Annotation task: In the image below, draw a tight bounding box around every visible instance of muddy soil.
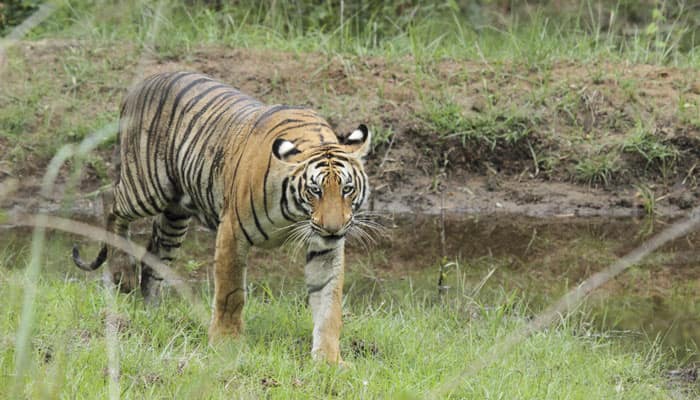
[1,40,699,217]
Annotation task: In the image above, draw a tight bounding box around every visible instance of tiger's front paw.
[312,344,343,364]
[208,320,244,345]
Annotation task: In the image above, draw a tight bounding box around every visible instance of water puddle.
[1,212,698,363]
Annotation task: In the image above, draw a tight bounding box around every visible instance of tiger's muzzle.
[310,220,350,241]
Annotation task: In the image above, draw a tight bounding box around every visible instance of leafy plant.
[621,121,678,174]
[421,99,538,149]
[575,149,620,185]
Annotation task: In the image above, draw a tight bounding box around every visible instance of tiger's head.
[271,124,372,244]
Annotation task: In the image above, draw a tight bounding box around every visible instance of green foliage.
[370,124,394,149]
[421,99,538,149]
[621,121,678,172]
[634,184,660,218]
[678,94,700,129]
[21,0,700,66]
[0,263,681,399]
[575,150,620,185]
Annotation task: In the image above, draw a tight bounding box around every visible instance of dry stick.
[437,189,449,297]
[429,206,700,398]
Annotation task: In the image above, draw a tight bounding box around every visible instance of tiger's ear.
[272,138,301,162]
[338,124,371,159]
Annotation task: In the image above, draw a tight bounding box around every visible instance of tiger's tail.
[73,190,114,271]
[72,242,108,271]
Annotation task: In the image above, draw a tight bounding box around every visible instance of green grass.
[1,0,697,187]
[0,262,683,399]
[0,42,129,176]
[1,228,695,399]
[24,0,700,67]
[622,121,679,175]
[421,98,539,149]
[574,149,620,185]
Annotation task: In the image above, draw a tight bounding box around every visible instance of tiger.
[72,71,372,363]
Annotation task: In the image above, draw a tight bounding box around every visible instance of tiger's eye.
[309,185,322,196]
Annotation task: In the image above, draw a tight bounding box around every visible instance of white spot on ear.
[278,140,296,156]
[348,129,365,142]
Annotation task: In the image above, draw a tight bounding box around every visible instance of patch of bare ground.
[1,40,698,217]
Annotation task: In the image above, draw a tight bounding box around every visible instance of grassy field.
[26,0,700,66]
[0,233,687,399]
[1,1,699,398]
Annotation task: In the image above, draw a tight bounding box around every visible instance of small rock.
[471,97,487,113]
[666,367,698,383]
[670,192,696,210]
[261,377,280,388]
[142,373,162,385]
[350,338,380,357]
[691,81,700,95]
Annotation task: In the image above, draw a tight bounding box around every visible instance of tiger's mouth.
[310,222,349,241]
[320,233,344,241]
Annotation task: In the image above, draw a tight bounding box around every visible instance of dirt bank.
[1,40,698,217]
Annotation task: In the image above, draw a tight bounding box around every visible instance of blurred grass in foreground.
[0,244,691,399]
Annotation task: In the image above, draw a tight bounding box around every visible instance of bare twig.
[437,185,450,297]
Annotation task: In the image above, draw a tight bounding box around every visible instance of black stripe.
[249,187,269,241]
[164,76,216,182]
[124,76,165,216]
[145,74,184,203]
[263,118,306,138]
[358,170,367,208]
[227,104,268,206]
[163,210,190,221]
[196,103,246,223]
[177,93,234,211]
[142,268,164,280]
[235,203,254,245]
[279,177,294,221]
[307,276,333,295]
[252,105,304,132]
[208,147,226,217]
[159,243,182,250]
[303,151,350,167]
[306,248,333,263]
[184,91,238,211]
[267,121,332,140]
[293,178,306,213]
[262,155,274,224]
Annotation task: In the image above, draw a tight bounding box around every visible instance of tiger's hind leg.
[141,204,192,303]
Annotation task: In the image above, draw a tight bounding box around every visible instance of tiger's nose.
[312,215,344,236]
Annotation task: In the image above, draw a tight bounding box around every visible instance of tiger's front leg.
[305,240,346,363]
[209,217,250,341]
